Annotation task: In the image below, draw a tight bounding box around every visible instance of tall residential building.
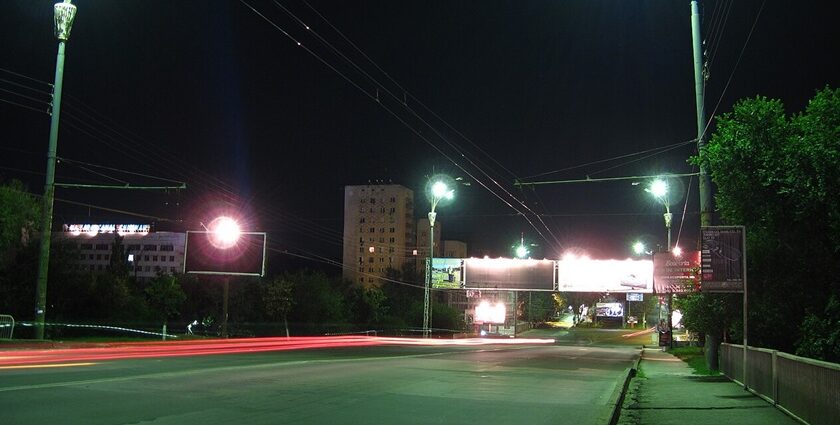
[441,240,467,258]
[343,184,415,286]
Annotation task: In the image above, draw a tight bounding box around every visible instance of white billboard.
[557,258,653,293]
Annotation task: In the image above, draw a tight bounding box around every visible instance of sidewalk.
[618,347,799,425]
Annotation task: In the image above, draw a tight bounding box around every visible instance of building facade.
[343,184,416,285]
[55,225,186,281]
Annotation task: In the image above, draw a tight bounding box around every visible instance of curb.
[604,348,642,425]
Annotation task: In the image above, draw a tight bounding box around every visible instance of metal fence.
[720,343,840,425]
[0,314,14,339]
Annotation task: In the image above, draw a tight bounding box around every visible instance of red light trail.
[0,336,554,368]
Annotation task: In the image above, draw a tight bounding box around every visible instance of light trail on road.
[0,336,554,367]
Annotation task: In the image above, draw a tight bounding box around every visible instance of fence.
[720,343,840,425]
[0,314,14,339]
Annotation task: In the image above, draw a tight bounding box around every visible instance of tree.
[144,274,186,332]
[263,276,294,337]
[692,86,840,359]
[796,295,840,363]
[0,180,40,269]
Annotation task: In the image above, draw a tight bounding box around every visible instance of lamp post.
[423,179,454,338]
[646,179,672,251]
[208,216,241,338]
[34,0,78,340]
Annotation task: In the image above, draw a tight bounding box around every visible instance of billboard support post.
[221,276,230,338]
[742,228,748,389]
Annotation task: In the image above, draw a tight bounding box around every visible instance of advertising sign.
[626,292,643,302]
[701,226,745,292]
[557,259,653,293]
[463,258,555,291]
[184,231,267,276]
[431,258,464,289]
[595,302,624,317]
[653,251,701,294]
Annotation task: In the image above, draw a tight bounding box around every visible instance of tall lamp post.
[34,0,78,340]
[423,179,454,338]
[207,216,241,338]
[646,179,672,251]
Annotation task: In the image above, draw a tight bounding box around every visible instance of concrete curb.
[604,347,642,425]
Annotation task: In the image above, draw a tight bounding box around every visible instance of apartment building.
[343,184,416,286]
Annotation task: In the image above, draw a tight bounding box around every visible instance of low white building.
[55,224,186,281]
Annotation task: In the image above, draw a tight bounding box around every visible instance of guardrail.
[720,343,840,425]
[0,314,14,339]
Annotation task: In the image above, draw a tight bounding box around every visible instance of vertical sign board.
[701,226,745,292]
[653,251,701,294]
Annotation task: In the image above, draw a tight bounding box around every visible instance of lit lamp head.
[515,245,529,258]
[208,216,241,249]
[431,181,454,201]
[647,179,668,199]
[672,246,683,257]
[632,241,646,255]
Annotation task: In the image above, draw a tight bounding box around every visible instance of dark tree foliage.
[692,87,840,358]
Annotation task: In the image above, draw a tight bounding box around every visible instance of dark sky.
[2,1,838,271]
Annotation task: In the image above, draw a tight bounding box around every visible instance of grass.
[670,346,718,375]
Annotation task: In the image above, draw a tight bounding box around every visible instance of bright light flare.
[515,245,529,258]
[648,179,668,198]
[632,241,646,255]
[431,181,454,200]
[208,216,241,249]
[672,246,683,257]
[475,300,506,324]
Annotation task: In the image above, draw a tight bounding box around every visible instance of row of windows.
[77,243,176,252]
[359,246,396,253]
[358,256,395,264]
[79,254,178,262]
[360,227,397,233]
[72,264,177,273]
[360,196,398,204]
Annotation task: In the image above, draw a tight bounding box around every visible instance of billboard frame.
[183,230,267,277]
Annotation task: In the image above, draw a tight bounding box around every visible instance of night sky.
[2,1,838,273]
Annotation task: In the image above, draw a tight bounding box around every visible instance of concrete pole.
[221,277,230,338]
[423,211,436,337]
[34,1,77,340]
[691,1,713,228]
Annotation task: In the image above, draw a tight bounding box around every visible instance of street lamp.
[34,0,78,339]
[209,216,241,338]
[646,178,672,251]
[423,177,454,337]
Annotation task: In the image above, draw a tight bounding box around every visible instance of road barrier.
[0,314,14,339]
[720,343,840,425]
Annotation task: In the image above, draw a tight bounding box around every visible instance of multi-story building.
[441,240,467,258]
[55,224,186,281]
[343,184,416,286]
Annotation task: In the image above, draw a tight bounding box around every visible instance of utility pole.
[691,0,713,228]
[34,0,77,340]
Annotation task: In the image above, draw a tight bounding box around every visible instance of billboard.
[557,259,653,293]
[653,251,701,294]
[184,231,267,276]
[626,292,644,302]
[462,258,555,291]
[431,258,464,289]
[596,302,624,317]
[701,226,745,292]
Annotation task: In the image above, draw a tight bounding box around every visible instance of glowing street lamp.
[632,241,647,256]
[645,178,672,251]
[423,176,455,337]
[209,215,241,338]
[34,0,78,339]
[515,245,529,259]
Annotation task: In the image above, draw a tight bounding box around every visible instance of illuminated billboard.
[595,302,624,317]
[463,258,555,291]
[184,231,267,276]
[431,258,464,289]
[653,251,701,294]
[557,259,653,293]
[473,300,507,324]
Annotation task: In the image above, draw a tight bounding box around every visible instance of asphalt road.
[1,331,642,425]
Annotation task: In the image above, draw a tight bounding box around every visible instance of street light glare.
[431,181,449,199]
[672,246,683,257]
[633,241,645,255]
[649,179,668,198]
[516,245,529,258]
[209,216,241,249]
